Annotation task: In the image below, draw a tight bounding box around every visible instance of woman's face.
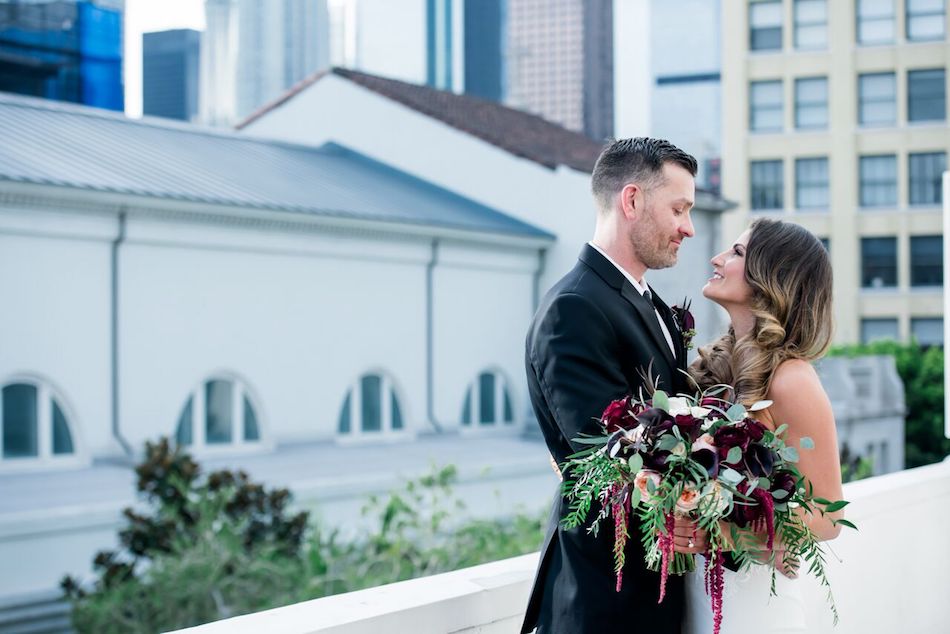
[703,229,753,308]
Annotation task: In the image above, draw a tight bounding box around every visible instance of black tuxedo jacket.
[522,245,690,634]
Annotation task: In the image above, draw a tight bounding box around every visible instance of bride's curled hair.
[690,219,833,405]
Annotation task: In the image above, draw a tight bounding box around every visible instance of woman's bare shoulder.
[768,359,829,416]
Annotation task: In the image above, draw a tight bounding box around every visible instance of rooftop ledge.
[170,458,950,634]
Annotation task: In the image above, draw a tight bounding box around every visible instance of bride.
[675,218,845,633]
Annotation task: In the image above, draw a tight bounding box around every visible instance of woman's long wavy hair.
[689,218,834,406]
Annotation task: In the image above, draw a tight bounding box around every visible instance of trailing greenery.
[62,439,546,633]
[828,341,948,468]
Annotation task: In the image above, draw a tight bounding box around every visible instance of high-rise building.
[649,0,722,194]
[505,0,613,141]
[463,0,504,101]
[200,0,330,126]
[143,29,200,121]
[722,0,949,346]
[0,0,124,111]
[326,0,502,100]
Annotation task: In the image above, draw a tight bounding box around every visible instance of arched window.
[461,370,514,427]
[338,372,405,436]
[1,379,77,464]
[175,376,262,450]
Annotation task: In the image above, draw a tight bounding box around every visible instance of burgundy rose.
[771,470,798,498]
[744,418,768,443]
[602,397,638,433]
[713,425,751,459]
[728,499,759,528]
[673,414,703,437]
[679,307,695,332]
[728,482,765,528]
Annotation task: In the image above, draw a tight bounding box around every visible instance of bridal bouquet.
[561,385,855,634]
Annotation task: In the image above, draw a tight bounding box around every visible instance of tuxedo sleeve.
[529,292,628,463]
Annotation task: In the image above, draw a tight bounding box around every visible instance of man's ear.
[619,183,642,220]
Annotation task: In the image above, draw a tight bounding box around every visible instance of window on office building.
[794,0,828,48]
[906,0,946,41]
[911,317,944,346]
[861,237,898,288]
[750,0,783,50]
[908,68,946,122]
[910,235,943,286]
[750,160,784,210]
[857,0,896,44]
[795,77,828,128]
[861,318,899,343]
[795,157,829,210]
[750,80,783,131]
[858,72,897,125]
[859,155,898,207]
[909,151,947,205]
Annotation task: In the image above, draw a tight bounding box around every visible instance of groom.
[522,138,698,633]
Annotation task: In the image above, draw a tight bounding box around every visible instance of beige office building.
[721,0,949,345]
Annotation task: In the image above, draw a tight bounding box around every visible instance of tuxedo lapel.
[651,290,689,381]
[578,245,678,373]
[620,282,677,370]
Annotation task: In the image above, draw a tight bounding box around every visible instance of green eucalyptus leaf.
[726,446,743,465]
[771,489,789,500]
[758,477,770,489]
[628,453,644,473]
[630,486,642,508]
[780,446,800,462]
[726,403,746,421]
[720,467,743,485]
[653,390,670,412]
[774,423,789,437]
[800,436,815,450]
[657,435,679,451]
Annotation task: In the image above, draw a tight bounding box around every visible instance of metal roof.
[0,92,554,241]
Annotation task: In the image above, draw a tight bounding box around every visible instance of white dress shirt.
[588,242,676,358]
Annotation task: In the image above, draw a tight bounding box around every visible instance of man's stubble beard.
[629,205,677,271]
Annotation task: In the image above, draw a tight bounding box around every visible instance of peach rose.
[634,469,662,503]
[676,484,700,514]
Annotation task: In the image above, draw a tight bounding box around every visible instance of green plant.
[839,443,873,483]
[828,341,948,468]
[62,440,546,633]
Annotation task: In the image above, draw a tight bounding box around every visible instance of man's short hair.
[591,137,698,209]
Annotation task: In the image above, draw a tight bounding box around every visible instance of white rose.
[705,481,732,514]
[691,433,716,453]
[668,397,691,417]
[690,406,711,418]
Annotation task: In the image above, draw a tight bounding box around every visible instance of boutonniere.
[670,298,696,351]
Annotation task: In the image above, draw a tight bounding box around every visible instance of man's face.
[629,162,696,270]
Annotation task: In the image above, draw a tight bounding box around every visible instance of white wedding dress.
[682,556,808,634]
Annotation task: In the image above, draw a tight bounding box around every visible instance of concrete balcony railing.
[171,458,950,634]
